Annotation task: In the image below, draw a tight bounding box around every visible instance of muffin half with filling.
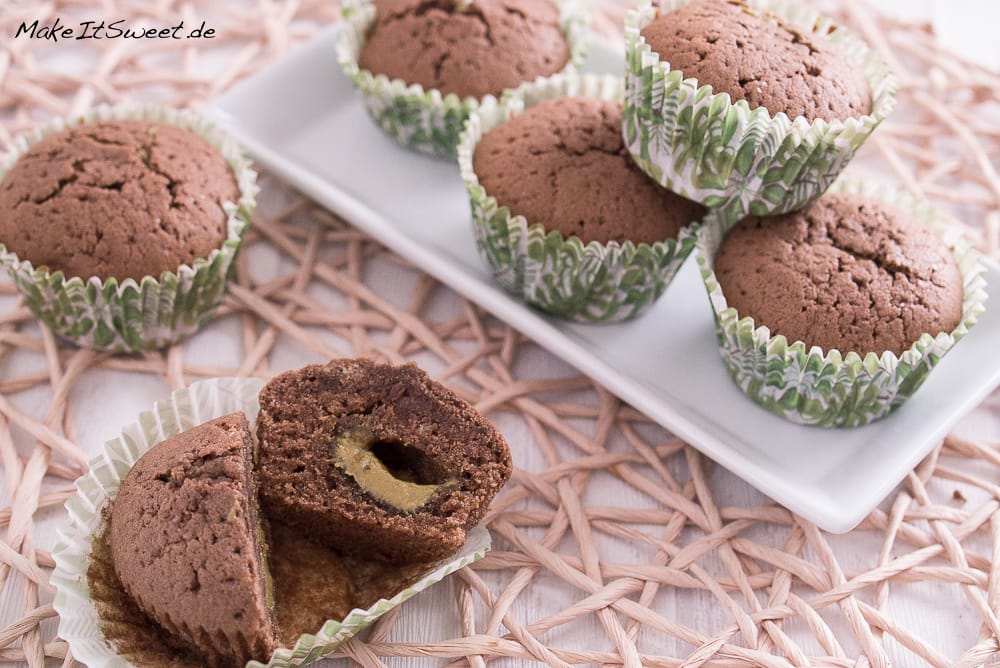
[256,358,512,564]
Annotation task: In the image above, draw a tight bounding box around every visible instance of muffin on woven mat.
[695,182,987,427]
[336,0,588,157]
[256,358,512,564]
[623,0,896,218]
[459,72,705,322]
[109,412,277,668]
[0,119,236,281]
[0,107,254,352]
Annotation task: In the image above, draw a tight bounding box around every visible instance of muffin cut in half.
[256,358,512,564]
[109,412,277,668]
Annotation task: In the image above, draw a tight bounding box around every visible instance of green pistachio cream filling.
[333,423,454,512]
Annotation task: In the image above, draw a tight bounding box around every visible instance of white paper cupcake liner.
[336,0,590,159]
[458,71,701,322]
[623,0,897,219]
[0,105,257,352]
[51,377,491,668]
[695,177,988,427]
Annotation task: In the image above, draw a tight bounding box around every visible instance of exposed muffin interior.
[0,118,237,281]
[101,361,512,664]
[256,358,512,564]
[640,0,871,121]
[473,96,706,245]
[95,510,433,667]
[358,0,569,99]
[713,192,964,356]
[108,412,277,668]
[266,520,430,645]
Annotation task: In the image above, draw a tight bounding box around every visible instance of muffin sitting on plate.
[459,72,706,322]
[337,0,588,158]
[696,181,987,427]
[623,0,896,218]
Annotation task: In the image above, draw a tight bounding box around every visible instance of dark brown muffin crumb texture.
[256,358,512,564]
[640,0,871,121]
[474,96,706,245]
[714,192,964,356]
[359,0,569,98]
[267,520,429,646]
[0,118,237,281]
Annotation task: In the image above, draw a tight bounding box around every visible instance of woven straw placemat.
[0,1,998,666]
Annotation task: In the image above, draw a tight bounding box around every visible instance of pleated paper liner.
[458,71,700,323]
[50,377,491,668]
[695,177,988,427]
[0,105,256,353]
[623,0,897,219]
[336,0,590,159]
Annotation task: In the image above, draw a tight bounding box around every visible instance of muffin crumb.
[257,358,512,564]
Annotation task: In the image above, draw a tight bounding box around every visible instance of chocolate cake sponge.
[109,412,277,668]
[714,192,964,356]
[359,0,569,99]
[640,0,871,121]
[473,96,706,245]
[256,358,512,564]
[0,119,237,281]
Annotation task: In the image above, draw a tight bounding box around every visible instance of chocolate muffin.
[256,358,512,564]
[473,96,706,244]
[109,412,277,668]
[640,0,871,121]
[0,118,238,281]
[358,0,569,99]
[713,192,964,356]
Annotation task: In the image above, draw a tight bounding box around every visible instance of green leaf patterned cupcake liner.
[623,0,898,219]
[458,72,700,323]
[695,177,988,428]
[0,105,256,353]
[50,377,492,668]
[336,0,589,159]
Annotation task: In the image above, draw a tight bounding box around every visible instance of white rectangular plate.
[206,26,1000,533]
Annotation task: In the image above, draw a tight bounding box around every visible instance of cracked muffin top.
[713,192,964,356]
[358,0,569,99]
[473,96,706,245]
[640,0,871,121]
[0,119,237,282]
